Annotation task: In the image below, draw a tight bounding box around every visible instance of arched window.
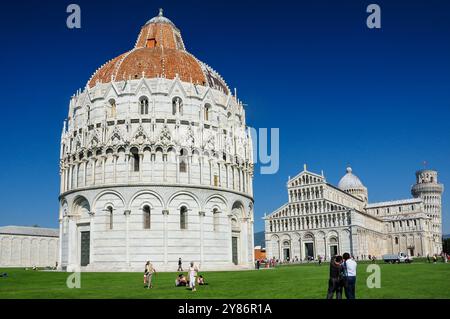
[172,97,183,115]
[179,149,187,173]
[204,104,211,121]
[143,205,151,229]
[179,160,187,173]
[180,206,187,229]
[139,97,149,115]
[395,237,399,245]
[130,148,140,172]
[213,208,219,231]
[107,206,113,230]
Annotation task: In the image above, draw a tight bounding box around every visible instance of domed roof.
[87,9,229,94]
[338,167,365,190]
[145,8,176,27]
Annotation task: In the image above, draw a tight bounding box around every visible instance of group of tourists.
[143,259,205,292]
[326,252,357,299]
[427,253,449,263]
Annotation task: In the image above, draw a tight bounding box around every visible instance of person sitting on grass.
[175,274,188,287]
[198,275,207,285]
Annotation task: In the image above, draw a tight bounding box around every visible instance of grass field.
[0,262,449,299]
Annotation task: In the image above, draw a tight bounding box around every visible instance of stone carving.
[158,125,173,147]
[131,125,148,145]
[89,129,101,148]
[204,133,215,150]
[109,126,124,146]
[183,126,195,148]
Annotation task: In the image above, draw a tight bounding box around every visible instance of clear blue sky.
[0,0,449,234]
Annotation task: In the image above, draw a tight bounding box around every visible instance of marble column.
[227,213,233,264]
[83,160,88,187]
[139,154,143,182]
[199,211,205,265]
[124,210,131,266]
[89,211,95,265]
[162,210,169,265]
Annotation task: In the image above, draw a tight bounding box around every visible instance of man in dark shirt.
[177,258,183,271]
[326,255,343,299]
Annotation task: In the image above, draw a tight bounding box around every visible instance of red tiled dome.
[88,9,229,94]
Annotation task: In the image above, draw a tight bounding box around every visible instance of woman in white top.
[144,261,156,289]
[188,262,199,291]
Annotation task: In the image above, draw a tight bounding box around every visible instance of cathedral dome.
[87,9,229,94]
[338,167,368,202]
[338,167,365,190]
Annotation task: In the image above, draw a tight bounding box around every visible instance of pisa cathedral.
[58,10,254,272]
[264,166,444,261]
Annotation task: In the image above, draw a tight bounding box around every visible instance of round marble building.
[58,10,254,272]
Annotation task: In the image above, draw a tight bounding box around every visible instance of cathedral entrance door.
[232,237,238,265]
[283,248,290,261]
[329,245,338,257]
[304,242,314,259]
[80,231,90,266]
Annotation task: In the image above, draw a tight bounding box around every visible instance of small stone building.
[0,226,59,268]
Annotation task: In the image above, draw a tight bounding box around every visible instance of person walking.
[188,261,199,292]
[326,255,344,299]
[177,258,183,272]
[342,252,357,299]
[144,261,156,289]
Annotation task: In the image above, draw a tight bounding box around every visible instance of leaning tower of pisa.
[411,169,444,254]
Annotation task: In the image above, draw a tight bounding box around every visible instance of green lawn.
[0,262,449,299]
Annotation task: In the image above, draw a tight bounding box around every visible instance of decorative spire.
[159,8,164,17]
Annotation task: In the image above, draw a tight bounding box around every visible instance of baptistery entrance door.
[232,236,239,265]
[80,231,90,266]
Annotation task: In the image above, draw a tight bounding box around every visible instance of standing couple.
[326,252,357,299]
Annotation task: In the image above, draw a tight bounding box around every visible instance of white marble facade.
[59,11,254,272]
[265,166,444,261]
[0,226,59,268]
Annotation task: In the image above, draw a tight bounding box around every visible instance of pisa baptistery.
[58,9,254,272]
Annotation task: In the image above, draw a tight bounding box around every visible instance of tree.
[443,237,450,254]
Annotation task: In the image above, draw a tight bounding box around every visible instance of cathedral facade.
[264,166,443,261]
[59,10,254,272]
